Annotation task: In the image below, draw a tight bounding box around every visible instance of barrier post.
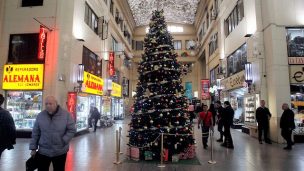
[157,133,165,168]
[113,130,121,164]
[208,130,216,164]
[118,127,123,154]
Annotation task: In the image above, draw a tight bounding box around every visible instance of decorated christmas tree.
[128,10,195,161]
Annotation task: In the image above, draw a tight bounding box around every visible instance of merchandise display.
[128,10,195,161]
[76,95,89,131]
[6,91,42,130]
[244,94,260,125]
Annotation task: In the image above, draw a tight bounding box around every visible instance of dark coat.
[217,106,224,120]
[256,107,271,127]
[90,107,101,120]
[223,106,234,126]
[280,108,295,130]
[0,107,16,149]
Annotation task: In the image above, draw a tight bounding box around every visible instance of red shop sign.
[38,25,47,60]
[108,52,115,76]
[67,92,77,121]
[201,79,210,100]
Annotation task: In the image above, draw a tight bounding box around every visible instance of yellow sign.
[83,71,103,95]
[111,82,122,97]
[2,64,44,90]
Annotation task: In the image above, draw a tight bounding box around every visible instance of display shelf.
[6,91,43,130]
[244,94,260,125]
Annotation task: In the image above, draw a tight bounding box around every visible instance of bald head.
[45,96,58,114]
[282,103,289,111]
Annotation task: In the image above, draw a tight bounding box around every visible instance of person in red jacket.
[198,105,214,149]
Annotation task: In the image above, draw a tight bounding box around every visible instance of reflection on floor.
[1,118,304,171]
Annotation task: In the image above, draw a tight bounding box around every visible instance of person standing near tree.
[0,94,16,158]
[29,96,76,170]
[198,105,214,149]
[280,103,295,150]
[256,100,272,144]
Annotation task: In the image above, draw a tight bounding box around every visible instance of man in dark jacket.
[280,103,295,150]
[215,101,224,142]
[221,101,234,149]
[90,107,101,132]
[0,94,16,158]
[256,100,272,144]
[30,96,76,170]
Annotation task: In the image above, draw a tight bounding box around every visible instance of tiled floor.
[1,118,304,171]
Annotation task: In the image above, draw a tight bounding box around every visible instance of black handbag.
[26,156,38,171]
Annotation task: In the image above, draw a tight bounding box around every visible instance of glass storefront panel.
[112,98,124,120]
[6,91,43,130]
[76,95,89,131]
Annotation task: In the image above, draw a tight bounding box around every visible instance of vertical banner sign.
[38,25,47,60]
[67,92,77,121]
[185,82,193,99]
[201,79,210,100]
[108,52,115,76]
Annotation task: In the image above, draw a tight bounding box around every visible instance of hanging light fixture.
[245,62,253,82]
[77,64,84,83]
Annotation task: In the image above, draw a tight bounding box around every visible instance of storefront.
[289,65,304,142]
[2,64,44,133]
[67,71,103,132]
[220,70,247,129]
[111,82,124,120]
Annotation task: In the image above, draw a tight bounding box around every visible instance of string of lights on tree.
[128,10,195,160]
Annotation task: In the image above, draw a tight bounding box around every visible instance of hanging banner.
[83,71,104,95]
[108,52,115,76]
[201,79,210,100]
[185,82,193,99]
[38,25,47,60]
[2,64,44,90]
[111,82,122,97]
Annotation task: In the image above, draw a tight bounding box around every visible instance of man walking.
[221,101,234,149]
[29,96,76,170]
[256,100,272,144]
[0,94,16,158]
[280,103,295,150]
[198,105,214,149]
[215,101,224,142]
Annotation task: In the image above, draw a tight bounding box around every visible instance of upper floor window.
[226,44,247,77]
[82,46,102,77]
[8,33,44,64]
[209,33,218,56]
[22,0,43,7]
[287,28,304,57]
[84,3,98,34]
[135,41,144,51]
[198,29,203,42]
[224,0,244,36]
[173,40,182,50]
[110,0,114,16]
[210,65,219,85]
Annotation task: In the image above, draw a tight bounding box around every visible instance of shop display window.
[290,92,304,135]
[244,94,259,125]
[6,91,42,130]
[112,98,124,120]
[76,95,89,131]
[287,28,304,57]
